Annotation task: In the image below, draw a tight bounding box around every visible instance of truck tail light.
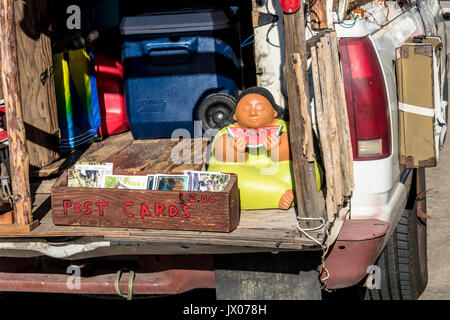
[339,37,391,160]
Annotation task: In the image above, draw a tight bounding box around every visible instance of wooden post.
[283,4,326,222]
[320,35,343,205]
[0,0,34,230]
[292,52,315,163]
[311,44,337,221]
[330,31,354,192]
[310,0,328,30]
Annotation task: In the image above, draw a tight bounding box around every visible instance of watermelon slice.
[226,125,283,149]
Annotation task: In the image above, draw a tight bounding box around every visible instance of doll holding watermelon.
[208,87,295,210]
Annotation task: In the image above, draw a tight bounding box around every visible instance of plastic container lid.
[120,10,230,35]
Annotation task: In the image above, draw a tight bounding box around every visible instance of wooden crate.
[51,170,240,233]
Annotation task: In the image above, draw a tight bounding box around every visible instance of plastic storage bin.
[120,10,239,139]
[94,53,129,137]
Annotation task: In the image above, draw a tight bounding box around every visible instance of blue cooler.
[120,10,239,139]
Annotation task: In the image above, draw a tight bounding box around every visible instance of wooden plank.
[0,0,33,226]
[283,4,326,223]
[0,211,13,224]
[14,0,59,169]
[320,35,343,206]
[0,200,320,250]
[330,31,354,192]
[82,131,134,162]
[108,138,178,171]
[310,0,328,30]
[31,132,133,178]
[30,178,56,194]
[323,33,350,198]
[0,220,38,233]
[292,52,315,162]
[311,44,337,220]
[327,32,351,197]
[142,138,206,172]
[0,186,321,250]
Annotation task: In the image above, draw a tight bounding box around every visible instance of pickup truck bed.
[0,132,321,257]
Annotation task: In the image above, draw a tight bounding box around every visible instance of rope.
[320,226,332,292]
[114,268,135,300]
[240,34,255,48]
[336,9,358,28]
[296,216,334,291]
[296,217,326,248]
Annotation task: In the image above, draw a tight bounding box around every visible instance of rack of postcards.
[67,162,231,193]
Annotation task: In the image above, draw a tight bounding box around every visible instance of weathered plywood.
[0,203,320,251]
[14,0,59,169]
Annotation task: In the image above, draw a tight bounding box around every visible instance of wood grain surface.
[14,0,59,169]
[0,0,33,226]
[283,5,326,224]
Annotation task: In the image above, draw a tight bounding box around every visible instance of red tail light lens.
[339,37,391,160]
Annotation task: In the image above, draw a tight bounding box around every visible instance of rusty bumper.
[320,219,390,290]
[0,255,215,295]
[0,220,389,295]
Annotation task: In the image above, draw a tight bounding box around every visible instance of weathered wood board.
[0,0,33,228]
[14,0,59,169]
[283,5,326,223]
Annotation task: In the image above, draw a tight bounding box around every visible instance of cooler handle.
[144,37,199,55]
[144,38,199,64]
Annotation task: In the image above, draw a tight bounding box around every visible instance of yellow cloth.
[208,120,295,210]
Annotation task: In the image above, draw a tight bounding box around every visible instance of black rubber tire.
[198,93,236,131]
[363,168,428,300]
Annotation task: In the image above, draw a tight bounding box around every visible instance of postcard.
[103,175,148,190]
[68,168,107,188]
[184,171,230,192]
[69,162,113,188]
[146,174,156,190]
[74,162,113,172]
[154,174,189,191]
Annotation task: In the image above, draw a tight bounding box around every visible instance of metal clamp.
[114,268,135,300]
[40,66,54,85]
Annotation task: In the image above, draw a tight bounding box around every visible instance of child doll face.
[233,94,278,129]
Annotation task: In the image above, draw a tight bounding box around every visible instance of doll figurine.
[208,87,294,210]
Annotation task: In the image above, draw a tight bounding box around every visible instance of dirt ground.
[420,1,450,300]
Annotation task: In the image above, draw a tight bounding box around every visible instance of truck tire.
[198,93,236,131]
[364,168,428,300]
[214,252,322,300]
